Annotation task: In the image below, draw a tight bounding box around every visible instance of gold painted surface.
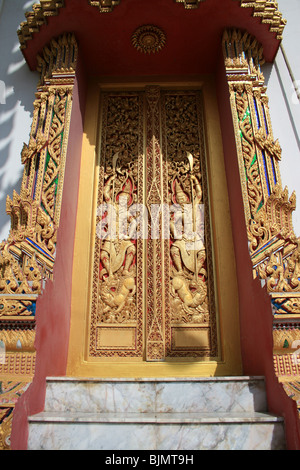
[67,77,242,377]
[172,327,210,350]
[97,327,137,349]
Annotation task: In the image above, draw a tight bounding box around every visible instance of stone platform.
[27,376,286,450]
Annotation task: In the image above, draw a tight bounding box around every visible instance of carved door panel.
[88,86,218,362]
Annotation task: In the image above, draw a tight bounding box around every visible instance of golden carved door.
[88,85,219,362]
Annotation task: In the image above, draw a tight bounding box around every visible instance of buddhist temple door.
[88,85,218,363]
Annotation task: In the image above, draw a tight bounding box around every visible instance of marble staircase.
[27,376,286,450]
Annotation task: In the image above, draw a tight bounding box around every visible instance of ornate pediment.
[17,0,286,51]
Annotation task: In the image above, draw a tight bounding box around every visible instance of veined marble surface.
[27,416,285,450]
[27,377,286,450]
[43,377,267,414]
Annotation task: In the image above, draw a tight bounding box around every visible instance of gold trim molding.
[18,0,65,50]
[238,0,286,40]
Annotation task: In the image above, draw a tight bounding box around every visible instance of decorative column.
[223,29,300,401]
[145,86,166,361]
[0,33,78,450]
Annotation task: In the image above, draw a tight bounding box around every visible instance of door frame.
[66,76,242,378]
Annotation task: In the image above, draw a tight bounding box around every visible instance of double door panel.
[88,86,218,361]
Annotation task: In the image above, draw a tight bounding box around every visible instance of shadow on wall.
[0,0,39,241]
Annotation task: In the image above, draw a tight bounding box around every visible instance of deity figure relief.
[170,175,205,277]
[100,175,136,279]
[98,153,138,323]
[169,153,208,322]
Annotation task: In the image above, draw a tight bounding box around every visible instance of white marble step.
[27,376,286,450]
[27,411,285,450]
[42,376,268,414]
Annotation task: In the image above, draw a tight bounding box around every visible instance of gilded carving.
[223,28,300,401]
[0,382,30,450]
[0,33,78,449]
[0,353,36,377]
[144,86,165,361]
[17,1,286,53]
[0,329,35,353]
[132,25,166,54]
[273,327,300,350]
[89,0,121,13]
[89,92,144,357]
[0,408,13,450]
[175,0,206,8]
[88,87,218,360]
[238,0,286,40]
[223,29,298,264]
[163,93,209,324]
[18,0,65,49]
[0,298,36,318]
[98,96,139,324]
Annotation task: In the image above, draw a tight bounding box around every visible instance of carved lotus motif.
[131,25,166,54]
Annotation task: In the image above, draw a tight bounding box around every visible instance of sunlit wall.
[264,0,300,235]
[0,0,38,241]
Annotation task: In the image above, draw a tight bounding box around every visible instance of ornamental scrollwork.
[223,28,300,398]
[97,94,141,325]
[163,92,210,325]
[0,33,78,449]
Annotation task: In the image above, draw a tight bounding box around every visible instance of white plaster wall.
[0,0,38,242]
[263,0,300,235]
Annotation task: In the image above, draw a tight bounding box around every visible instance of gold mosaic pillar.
[223,28,300,411]
[0,33,78,450]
